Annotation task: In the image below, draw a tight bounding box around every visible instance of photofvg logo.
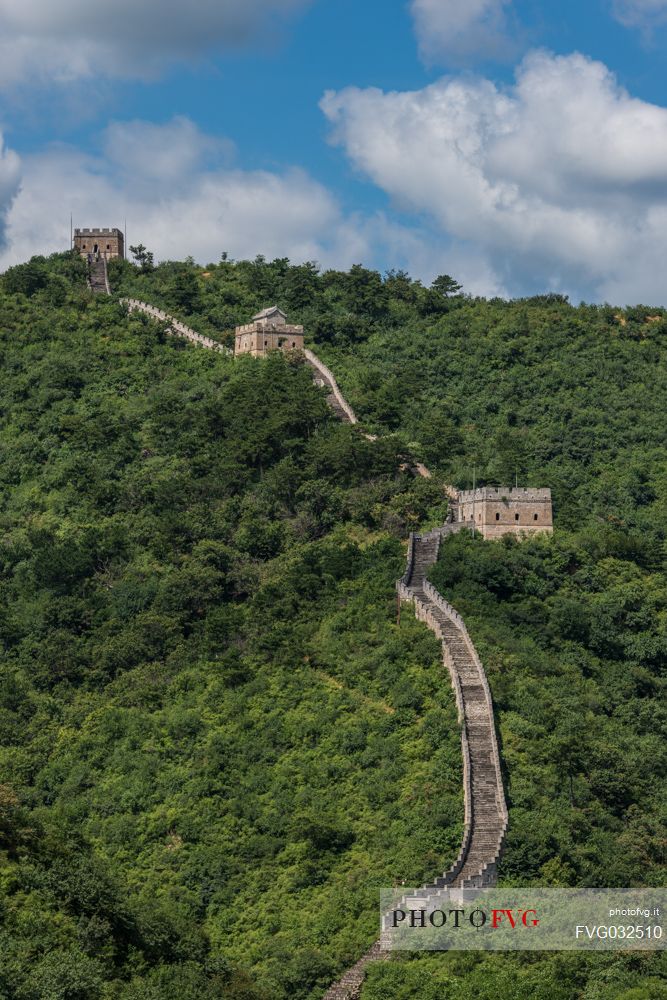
[391,905,540,930]
[380,888,666,951]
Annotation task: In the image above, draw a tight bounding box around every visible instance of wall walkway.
[322,526,507,999]
[121,298,232,354]
[104,282,505,1000]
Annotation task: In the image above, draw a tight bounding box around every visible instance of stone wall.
[121,299,231,354]
[324,526,509,999]
[303,349,358,424]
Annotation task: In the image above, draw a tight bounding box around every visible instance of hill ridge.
[112,288,507,999]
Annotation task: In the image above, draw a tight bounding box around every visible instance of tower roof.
[253,305,287,322]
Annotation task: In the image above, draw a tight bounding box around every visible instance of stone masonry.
[122,299,231,354]
[88,258,110,295]
[456,486,553,539]
[322,526,508,999]
[303,349,358,424]
[235,306,304,356]
[97,272,535,1000]
[74,227,125,260]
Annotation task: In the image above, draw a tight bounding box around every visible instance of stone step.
[325,530,507,996]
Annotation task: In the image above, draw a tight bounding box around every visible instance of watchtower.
[74,228,125,260]
[235,306,304,357]
[455,487,553,539]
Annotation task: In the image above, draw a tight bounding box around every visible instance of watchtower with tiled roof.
[234,306,304,357]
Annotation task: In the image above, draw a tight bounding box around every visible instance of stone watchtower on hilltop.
[74,228,125,261]
[235,306,304,357]
[455,486,553,539]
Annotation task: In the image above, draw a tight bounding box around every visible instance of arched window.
[495,512,500,521]
[515,513,520,521]
[534,513,539,521]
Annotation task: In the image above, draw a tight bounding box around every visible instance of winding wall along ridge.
[121,298,232,354]
[105,284,507,999]
[303,348,359,424]
[323,527,508,1000]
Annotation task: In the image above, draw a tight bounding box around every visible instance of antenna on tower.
[472,465,476,539]
[70,213,73,251]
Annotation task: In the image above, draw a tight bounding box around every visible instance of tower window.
[495,512,500,521]
[515,513,520,521]
[534,514,539,521]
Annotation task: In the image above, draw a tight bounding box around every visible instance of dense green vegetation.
[0,251,665,998]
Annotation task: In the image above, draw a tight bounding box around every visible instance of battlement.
[235,306,304,357]
[235,322,304,335]
[75,228,123,235]
[458,486,552,503]
[73,226,125,260]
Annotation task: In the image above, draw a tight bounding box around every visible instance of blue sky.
[2,0,667,302]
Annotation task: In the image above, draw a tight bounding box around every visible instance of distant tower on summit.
[74,227,125,261]
[235,306,304,357]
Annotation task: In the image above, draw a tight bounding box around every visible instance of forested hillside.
[0,251,665,999]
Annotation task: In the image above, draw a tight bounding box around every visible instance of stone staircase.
[88,257,110,295]
[399,526,507,895]
[303,349,358,424]
[101,277,504,996]
[322,940,388,1000]
[121,299,231,354]
[323,525,507,999]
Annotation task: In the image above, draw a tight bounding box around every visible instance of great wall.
[88,266,545,999]
[323,524,508,1000]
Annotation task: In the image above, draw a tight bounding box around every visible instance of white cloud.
[321,50,667,303]
[103,118,235,187]
[0,118,371,271]
[0,0,310,84]
[0,115,496,293]
[612,0,667,28]
[0,132,21,248]
[411,0,514,64]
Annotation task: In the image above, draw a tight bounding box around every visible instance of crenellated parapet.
[235,305,305,356]
[455,485,553,539]
[121,299,231,354]
[324,524,509,998]
[457,486,551,502]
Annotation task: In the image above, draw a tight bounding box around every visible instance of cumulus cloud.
[0,133,21,247]
[411,0,515,64]
[0,117,374,271]
[0,115,493,292]
[321,50,667,303]
[612,0,667,28]
[0,0,310,84]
